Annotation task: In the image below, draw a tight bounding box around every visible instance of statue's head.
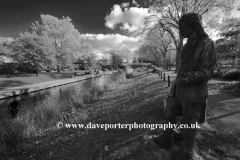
[179,13,208,39]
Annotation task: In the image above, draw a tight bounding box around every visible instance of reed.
[0,72,127,153]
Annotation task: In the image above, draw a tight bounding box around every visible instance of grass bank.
[0,71,126,154]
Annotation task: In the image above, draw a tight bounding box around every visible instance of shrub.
[222,69,240,80]
[212,71,219,78]
[220,81,240,92]
[0,119,25,151]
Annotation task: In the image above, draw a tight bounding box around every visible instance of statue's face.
[179,21,193,38]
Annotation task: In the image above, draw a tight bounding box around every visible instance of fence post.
[168,75,170,87]
[160,71,162,79]
[163,73,165,82]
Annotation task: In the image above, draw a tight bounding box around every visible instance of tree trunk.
[57,65,60,73]
[175,35,183,73]
[163,56,166,69]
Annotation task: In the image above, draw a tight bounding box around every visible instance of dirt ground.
[3,69,240,160]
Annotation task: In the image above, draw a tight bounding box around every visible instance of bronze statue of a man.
[152,13,216,160]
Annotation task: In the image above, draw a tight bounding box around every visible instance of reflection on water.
[0,71,125,119]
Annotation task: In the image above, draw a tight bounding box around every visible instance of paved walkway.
[154,67,240,137]
[0,71,117,100]
[207,81,240,137]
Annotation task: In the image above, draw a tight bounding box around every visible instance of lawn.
[0,70,97,89]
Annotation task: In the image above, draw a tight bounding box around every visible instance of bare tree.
[118,48,133,63]
[145,27,173,68]
[139,44,160,65]
[145,0,235,72]
[133,49,140,63]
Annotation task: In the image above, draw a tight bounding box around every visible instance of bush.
[0,63,17,74]
[220,81,240,92]
[222,69,240,80]
[212,71,219,78]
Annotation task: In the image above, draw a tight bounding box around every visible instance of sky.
[0,0,240,55]
[0,0,148,56]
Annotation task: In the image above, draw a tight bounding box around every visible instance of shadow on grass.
[0,80,27,89]
[0,73,34,78]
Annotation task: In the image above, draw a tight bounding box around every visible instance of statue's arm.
[186,40,216,85]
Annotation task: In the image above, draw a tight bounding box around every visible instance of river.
[0,71,125,119]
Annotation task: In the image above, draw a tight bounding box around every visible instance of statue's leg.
[171,99,201,160]
[173,99,207,145]
[152,96,181,150]
[198,101,207,124]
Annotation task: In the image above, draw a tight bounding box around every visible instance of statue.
[151,13,216,160]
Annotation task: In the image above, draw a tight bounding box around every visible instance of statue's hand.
[178,72,190,85]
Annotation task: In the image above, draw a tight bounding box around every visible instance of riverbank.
[0,71,86,89]
[3,68,240,160]
[0,70,119,100]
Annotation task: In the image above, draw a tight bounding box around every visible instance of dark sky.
[0,0,145,38]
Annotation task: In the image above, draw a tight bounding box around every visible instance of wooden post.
[168,75,170,87]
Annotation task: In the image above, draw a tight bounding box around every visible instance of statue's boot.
[171,127,196,160]
[173,130,183,146]
[171,143,195,160]
[152,96,180,150]
[152,128,173,150]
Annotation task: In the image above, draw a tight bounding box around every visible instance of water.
[0,71,125,119]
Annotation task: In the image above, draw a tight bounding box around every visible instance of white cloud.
[80,33,141,55]
[0,37,14,43]
[94,52,105,60]
[105,3,149,32]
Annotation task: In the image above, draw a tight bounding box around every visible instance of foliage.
[3,14,94,73]
[145,0,235,71]
[28,14,82,70]
[222,69,240,81]
[144,26,173,67]
[78,42,95,67]
[0,72,126,152]
[220,81,240,92]
[111,53,123,68]
[118,48,133,63]
[100,54,111,65]
[0,63,17,74]
[138,44,160,65]
[0,43,12,57]
[10,32,56,71]
[216,17,240,63]
[132,50,140,63]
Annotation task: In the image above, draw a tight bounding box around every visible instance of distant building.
[73,59,89,70]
